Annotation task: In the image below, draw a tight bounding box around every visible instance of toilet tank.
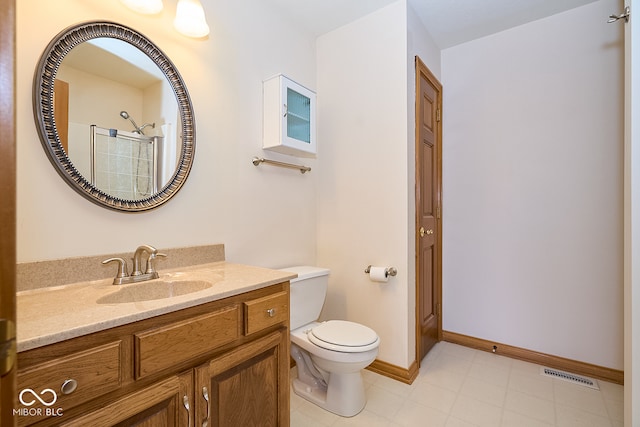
[280,266,330,330]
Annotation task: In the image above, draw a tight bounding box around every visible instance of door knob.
[419,227,434,237]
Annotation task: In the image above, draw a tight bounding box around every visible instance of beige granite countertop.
[17,262,296,352]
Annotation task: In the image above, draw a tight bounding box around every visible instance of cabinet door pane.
[286,88,311,143]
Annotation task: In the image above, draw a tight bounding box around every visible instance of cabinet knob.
[61,379,78,395]
[266,308,276,317]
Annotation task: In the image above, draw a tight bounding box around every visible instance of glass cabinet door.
[286,87,311,144]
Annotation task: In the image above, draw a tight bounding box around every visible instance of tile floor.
[290,341,624,427]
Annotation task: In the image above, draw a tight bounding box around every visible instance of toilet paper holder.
[364,265,397,277]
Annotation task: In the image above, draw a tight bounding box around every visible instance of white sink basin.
[97,280,213,304]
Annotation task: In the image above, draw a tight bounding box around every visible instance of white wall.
[57,64,146,131]
[17,0,318,269]
[316,1,408,368]
[442,0,624,369]
[316,0,441,369]
[407,2,441,82]
[624,0,640,422]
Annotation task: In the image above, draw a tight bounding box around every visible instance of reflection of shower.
[119,111,156,197]
[91,125,158,200]
[119,111,155,135]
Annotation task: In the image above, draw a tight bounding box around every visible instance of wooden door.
[195,330,288,427]
[0,0,17,425]
[53,79,69,153]
[415,57,442,363]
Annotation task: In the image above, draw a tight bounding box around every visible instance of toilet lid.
[308,320,379,352]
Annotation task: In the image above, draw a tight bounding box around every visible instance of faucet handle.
[102,258,129,283]
[145,253,167,275]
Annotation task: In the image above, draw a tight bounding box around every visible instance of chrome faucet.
[103,245,167,285]
[131,244,158,276]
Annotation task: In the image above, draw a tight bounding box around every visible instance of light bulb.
[174,0,210,38]
[120,0,164,14]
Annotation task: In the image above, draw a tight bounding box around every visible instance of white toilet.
[282,266,380,417]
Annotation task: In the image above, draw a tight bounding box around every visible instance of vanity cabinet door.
[195,329,289,427]
[59,371,193,427]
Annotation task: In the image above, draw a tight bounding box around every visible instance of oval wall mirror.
[33,21,195,212]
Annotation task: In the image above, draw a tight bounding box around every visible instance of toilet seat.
[308,320,379,353]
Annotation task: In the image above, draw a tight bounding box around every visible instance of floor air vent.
[540,367,599,390]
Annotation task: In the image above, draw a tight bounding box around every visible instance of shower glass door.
[91,125,157,200]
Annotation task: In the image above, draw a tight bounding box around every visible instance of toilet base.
[292,371,366,417]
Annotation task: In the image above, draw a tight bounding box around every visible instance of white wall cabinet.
[263,74,316,157]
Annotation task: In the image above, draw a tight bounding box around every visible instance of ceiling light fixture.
[173,0,210,38]
[120,0,210,39]
[120,0,164,15]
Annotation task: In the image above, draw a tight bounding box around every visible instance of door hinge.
[436,206,441,219]
[0,319,16,377]
[436,108,441,122]
[435,303,441,316]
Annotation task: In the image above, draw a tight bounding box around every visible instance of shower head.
[119,110,142,134]
[119,111,155,135]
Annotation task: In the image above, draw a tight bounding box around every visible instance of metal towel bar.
[252,157,311,174]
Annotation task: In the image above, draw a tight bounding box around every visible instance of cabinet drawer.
[244,291,289,335]
[135,305,239,379]
[17,341,122,425]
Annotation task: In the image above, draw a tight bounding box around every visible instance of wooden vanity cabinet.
[16,282,290,427]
